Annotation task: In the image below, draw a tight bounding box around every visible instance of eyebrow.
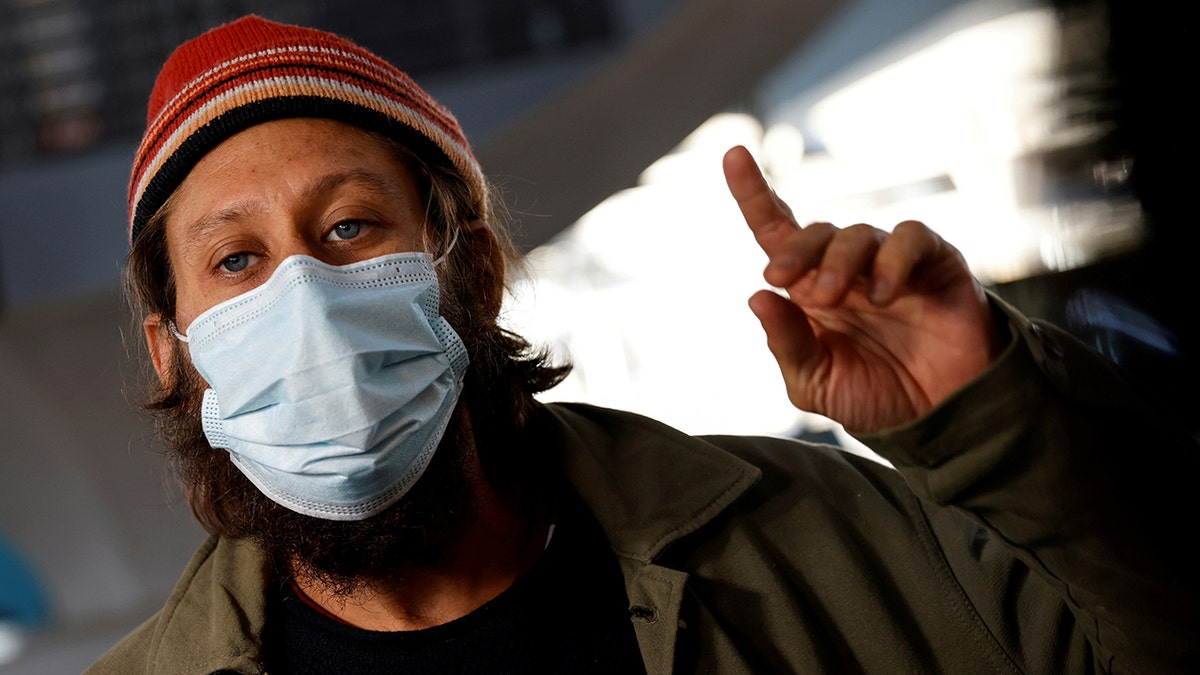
[177,169,410,260]
[178,201,259,261]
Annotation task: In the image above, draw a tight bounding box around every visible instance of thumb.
[748,290,823,410]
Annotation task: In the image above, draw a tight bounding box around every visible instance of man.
[91,15,1196,675]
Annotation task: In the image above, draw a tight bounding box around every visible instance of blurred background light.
[504,0,1153,461]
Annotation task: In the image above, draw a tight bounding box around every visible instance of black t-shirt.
[265,494,647,674]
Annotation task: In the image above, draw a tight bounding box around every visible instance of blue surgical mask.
[172,251,468,521]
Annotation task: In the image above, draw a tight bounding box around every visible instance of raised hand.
[723,146,1004,433]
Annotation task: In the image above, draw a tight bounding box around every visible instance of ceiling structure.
[2,0,987,308]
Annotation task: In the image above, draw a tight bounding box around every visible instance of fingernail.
[816,270,839,293]
[869,277,891,303]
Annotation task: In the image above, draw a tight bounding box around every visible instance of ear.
[463,220,505,320]
[143,314,175,385]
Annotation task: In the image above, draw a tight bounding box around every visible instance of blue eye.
[220,253,255,273]
[330,221,362,240]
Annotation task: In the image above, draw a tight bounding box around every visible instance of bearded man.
[89,15,1197,675]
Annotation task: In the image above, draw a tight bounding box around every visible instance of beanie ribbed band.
[128,15,487,245]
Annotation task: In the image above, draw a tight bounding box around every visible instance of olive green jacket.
[89,307,1198,674]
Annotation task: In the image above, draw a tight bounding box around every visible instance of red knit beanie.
[128,15,486,245]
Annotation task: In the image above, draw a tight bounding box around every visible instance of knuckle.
[775,194,796,218]
[845,223,885,243]
[755,215,798,242]
[828,223,882,256]
[893,219,930,237]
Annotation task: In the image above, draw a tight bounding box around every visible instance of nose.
[274,235,325,263]
[270,228,346,268]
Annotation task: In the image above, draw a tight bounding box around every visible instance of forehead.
[164,118,423,232]
[178,118,413,189]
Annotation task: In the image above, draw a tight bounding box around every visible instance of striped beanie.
[128,15,486,245]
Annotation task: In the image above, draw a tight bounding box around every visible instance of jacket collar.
[533,402,761,563]
[131,536,271,675]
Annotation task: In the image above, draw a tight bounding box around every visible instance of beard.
[153,340,480,597]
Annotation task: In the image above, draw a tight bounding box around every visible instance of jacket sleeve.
[855,296,1200,675]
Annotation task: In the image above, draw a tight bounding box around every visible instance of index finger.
[723,145,797,251]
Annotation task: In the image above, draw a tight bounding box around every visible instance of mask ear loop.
[432,226,460,267]
[167,321,189,343]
